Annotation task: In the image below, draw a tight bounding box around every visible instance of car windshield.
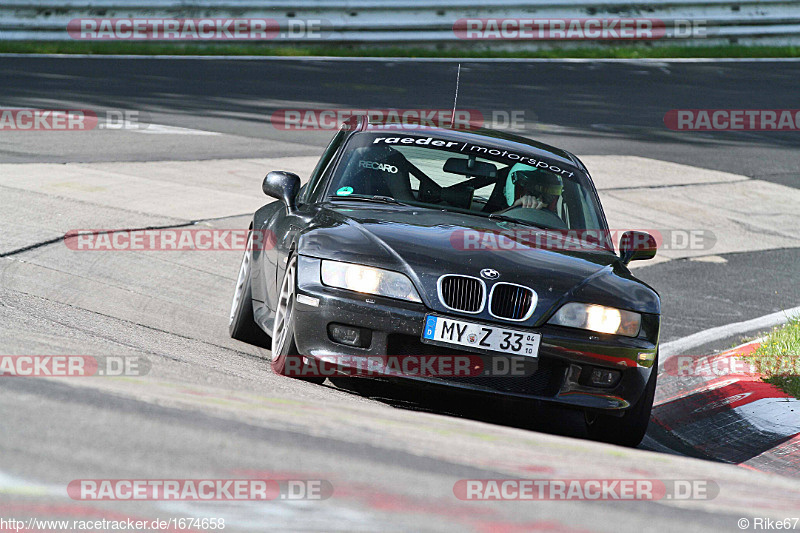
[326,132,607,232]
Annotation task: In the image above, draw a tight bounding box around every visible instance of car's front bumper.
[293,255,659,412]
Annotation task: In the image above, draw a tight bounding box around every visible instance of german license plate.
[421,315,540,358]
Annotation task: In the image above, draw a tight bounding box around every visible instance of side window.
[298,129,346,205]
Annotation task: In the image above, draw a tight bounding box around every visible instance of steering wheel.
[497,206,567,229]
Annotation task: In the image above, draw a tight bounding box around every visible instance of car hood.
[299,204,660,324]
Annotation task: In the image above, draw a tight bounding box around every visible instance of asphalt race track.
[1,57,799,532]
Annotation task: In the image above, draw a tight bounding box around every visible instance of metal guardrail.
[1,1,799,45]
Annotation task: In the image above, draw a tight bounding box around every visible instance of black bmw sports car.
[230,116,660,447]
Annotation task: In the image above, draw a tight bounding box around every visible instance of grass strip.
[744,317,800,398]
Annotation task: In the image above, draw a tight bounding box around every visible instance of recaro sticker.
[358,160,398,173]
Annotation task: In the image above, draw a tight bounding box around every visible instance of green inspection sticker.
[336,186,354,196]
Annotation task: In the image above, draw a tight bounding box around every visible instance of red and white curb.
[653,338,800,476]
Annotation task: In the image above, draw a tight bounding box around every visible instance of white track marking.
[689,255,728,263]
[661,306,800,359]
[134,123,220,135]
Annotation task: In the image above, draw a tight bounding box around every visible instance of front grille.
[387,334,564,397]
[490,283,535,321]
[439,275,484,313]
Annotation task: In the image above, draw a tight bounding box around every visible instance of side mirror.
[263,171,301,214]
[619,231,657,265]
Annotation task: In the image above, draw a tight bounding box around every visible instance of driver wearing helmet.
[504,163,563,211]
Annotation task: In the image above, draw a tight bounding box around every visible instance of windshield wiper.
[328,195,408,205]
[486,212,549,229]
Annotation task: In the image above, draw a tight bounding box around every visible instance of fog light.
[328,324,366,347]
[589,368,621,387]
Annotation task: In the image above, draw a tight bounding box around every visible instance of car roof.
[350,115,584,172]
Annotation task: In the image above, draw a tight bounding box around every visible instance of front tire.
[585,362,657,447]
[229,231,268,345]
[270,254,325,385]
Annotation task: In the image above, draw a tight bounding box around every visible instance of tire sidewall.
[271,255,299,376]
[229,238,254,339]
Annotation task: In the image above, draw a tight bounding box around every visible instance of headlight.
[321,260,421,303]
[548,302,641,337]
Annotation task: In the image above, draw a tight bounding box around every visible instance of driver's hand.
[513,194,546,210]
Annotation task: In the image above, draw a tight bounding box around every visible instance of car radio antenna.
[449,63,461,129]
